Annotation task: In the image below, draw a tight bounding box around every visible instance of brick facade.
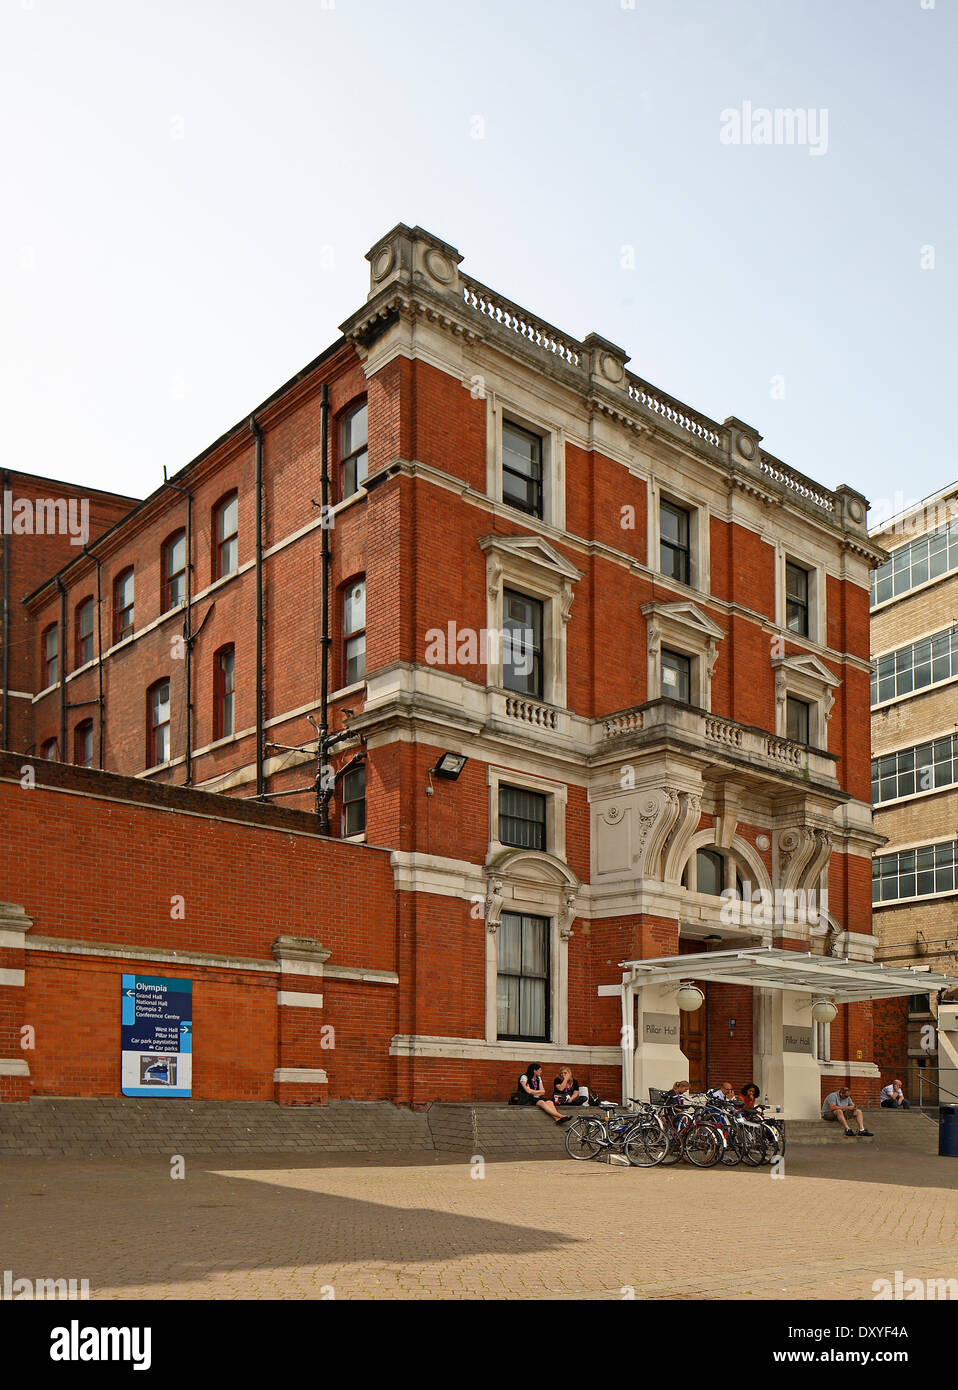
[1,224,892,1111]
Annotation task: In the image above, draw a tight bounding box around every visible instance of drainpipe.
[55,576,66,760]
[1,468,9,750]
[316,384,331,830]
[95,554,104,767]
[163,472,194,784]
[81,546,106,770]
[250,417,266,798]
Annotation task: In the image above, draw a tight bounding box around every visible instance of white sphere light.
[811,998,838,1024]
[676,983,705,1012]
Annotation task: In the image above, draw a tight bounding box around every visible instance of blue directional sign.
[121,974,192,1097]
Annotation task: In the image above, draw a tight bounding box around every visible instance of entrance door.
[680,991,708,1091]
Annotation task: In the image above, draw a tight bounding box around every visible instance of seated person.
[739,1082,763,1112]
[880,1078,910,1109]
[516,1063,572,1124]
[662,1079,691,1109]
[553,1066,587,1106]
[821,1085,874,1136]
[709,1080,736,1103]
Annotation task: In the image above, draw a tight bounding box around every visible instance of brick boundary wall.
[0,753,400,1105]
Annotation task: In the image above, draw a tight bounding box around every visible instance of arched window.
[683,847,747,899]
[213,492,238,580]
[42,623,58,687]
[75,597,95,667]
[113,568,135,644]
[41,737,59,761]
[214,644,235,740]
[74,719,93,768]
[343,577,366,685]
[340,401,368,500]
[147,679,171,766]
[341,764,366,837]
[162,530,187,610]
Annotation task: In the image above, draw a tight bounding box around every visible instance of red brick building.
[2,224,919,1115]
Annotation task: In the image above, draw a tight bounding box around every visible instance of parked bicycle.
[564,1100,668,1167]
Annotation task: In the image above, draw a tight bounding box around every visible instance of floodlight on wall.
[434,753,468,780]
[676,983,705,1013]
[811,998,838,1025]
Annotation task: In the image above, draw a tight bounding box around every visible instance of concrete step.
[0,1098,942,1159]
[788,1109,938,1151]
[0,1098,569,1158]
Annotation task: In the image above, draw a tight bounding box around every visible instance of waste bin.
[939,1104,958,1157]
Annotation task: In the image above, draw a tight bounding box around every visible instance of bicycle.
[564,1100,667,1167]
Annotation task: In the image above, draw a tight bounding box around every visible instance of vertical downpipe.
[1,468,10,751]
[251,417,266,798]
[317,384,331,830]
[94,554,104,769]
[56,577,66,760]
[183,489,194,785]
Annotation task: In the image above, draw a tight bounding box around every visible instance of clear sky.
[2,0,954,524]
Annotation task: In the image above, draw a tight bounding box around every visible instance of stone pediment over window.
[773,651,841,718]
[641,600,726,710]
[479,534,583,589]
[641,600,726,646]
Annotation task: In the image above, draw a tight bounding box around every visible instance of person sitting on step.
[821,1085,874,1136]
[516,1063,572,1124]
[879,1078,910,1109]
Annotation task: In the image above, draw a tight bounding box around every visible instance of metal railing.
[915,1067,958,1111]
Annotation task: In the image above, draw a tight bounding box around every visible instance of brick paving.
[4,1143,958,1300]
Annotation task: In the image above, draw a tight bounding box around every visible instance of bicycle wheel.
[720,1139,743,1166]
[624,1120,668,1168]
[764,1121,786,1158]
[565,1117,604,1160]
[683,1121,722,1168]
[740,1126,771,1166]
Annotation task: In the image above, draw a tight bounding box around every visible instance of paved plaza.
[4,1143,958,1301]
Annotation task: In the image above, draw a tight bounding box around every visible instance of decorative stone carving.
[485,878,504,933]
[662,791,703,883]
[826,920,845,959]
[559,582,575,624]
[559,890,577,940]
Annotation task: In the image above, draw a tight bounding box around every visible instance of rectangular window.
[785,562,810,637]
[214,494,239,579]
[661,648,692,704]
[76,598,95,667]
[660,500,691,586]
[871,734,958,805]
[341,402,369,499]
[215,646,235,739]
[870,519,958,608]
[786,695,811,745]
[502,589,543,698]
[873,841,958,903]
[113,569,135,644]
[343,579,366,685]
[74,720,93,768]
[501,420,543,518]
[342,764,366,837]
[497,912,550,1042]
[43,625,58,686]
[871,624,958,705]
[498,784,547,851]
[148,681,171,766]
[163,531,187,610]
